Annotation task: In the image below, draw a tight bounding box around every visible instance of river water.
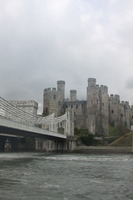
[0,152,133,200]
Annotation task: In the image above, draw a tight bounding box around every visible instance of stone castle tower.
[86,78,109,135]
[43,80,65,117]
[109,94,131,129]
[43,78,133,135]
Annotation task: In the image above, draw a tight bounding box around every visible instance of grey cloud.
[126,78,133,89]
[0,0,133,113]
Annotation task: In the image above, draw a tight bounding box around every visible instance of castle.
[43,78,133,136]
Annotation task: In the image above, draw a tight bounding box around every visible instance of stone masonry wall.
[9,100,38,115]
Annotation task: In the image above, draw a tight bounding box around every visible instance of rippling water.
[0,152,133,200]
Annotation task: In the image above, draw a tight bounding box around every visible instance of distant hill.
[109,132,133,146]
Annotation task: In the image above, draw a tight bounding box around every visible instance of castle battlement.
[88,78,96,87]
[120,101,130,108]
[100,85,108,93]
[44,88,52,92]
[121,101,125,104]
[125,101,129,105]
[52,88,56,91]
[109,94,120,102]
[88,78,96,83]
[57,80,65,84]
[44,87,57,93]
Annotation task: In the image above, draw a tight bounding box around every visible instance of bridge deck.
[0,117,66,140]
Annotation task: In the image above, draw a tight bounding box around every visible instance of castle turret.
[87,78,97,119]
[70,90,77,101]
[119,101,130,129]
[86,78,109,135]
[87,78,96,88]
[109,94,120,127]
[86,78,97,134]
[43,81,65,116]
[99,85,109,135]
[57,80,65,101]
[109,94,131,130]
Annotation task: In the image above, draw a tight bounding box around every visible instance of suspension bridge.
[0,96,75,151]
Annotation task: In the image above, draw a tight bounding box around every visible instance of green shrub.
[109,124,129,137]
[74,128,89,135]
[80,134,94,146]
[109,126,119,136]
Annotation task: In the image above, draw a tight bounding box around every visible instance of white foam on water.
[43,155,131,163]
[40,182,60,189]
[89,179,104,184]
[0,153,36,160]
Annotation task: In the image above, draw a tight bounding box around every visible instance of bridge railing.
[0,96,74,136]
[0,97,56,126]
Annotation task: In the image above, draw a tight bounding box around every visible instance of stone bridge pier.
[35,137,76,152]
[0,136,6,151]
[35,108,76,152]
[0,136,20,152]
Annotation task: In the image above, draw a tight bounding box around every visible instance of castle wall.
[62,101,87,129]
[9,100,38,115]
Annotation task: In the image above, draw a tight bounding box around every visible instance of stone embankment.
[74,146,133,154]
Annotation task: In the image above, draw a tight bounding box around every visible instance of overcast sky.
[0,0,133,113]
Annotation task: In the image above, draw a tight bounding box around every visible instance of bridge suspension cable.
[0,96,55,125]
[0,96,71,135]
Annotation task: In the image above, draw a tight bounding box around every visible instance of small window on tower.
[111,110,114,114]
